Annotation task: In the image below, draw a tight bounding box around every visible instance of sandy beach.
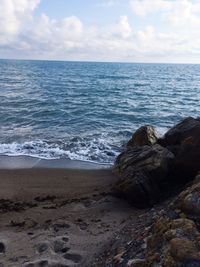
[0,162,136,267]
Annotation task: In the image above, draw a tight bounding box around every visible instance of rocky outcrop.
[159,117,200,147]
[97,174,200,267]
[127,125,158,147]
[137,175,200,267]
[114,117,200,208]
[114,145,174,208]
[145,216,200,267]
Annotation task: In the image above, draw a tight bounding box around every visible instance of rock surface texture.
[96,175,200,267]
[143,175,200,267]
[127,125,158,147]
[114,144,174,208]
[114,117,200,208]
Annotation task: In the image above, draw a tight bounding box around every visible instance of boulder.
[114,144,174,208]
[114,117,200,207]
[127,125,158,147]
[159,117,200,147]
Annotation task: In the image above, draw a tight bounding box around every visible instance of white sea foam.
[0,139,121,163]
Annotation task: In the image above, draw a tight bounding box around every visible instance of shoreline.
[0,155,112,170]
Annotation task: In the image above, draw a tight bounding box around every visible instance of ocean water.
[0,59,199,164]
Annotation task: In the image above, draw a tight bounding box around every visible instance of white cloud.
[0,0,40,44]
[130,0,200,29]
[1,0,200,62]
[164,0,200,28]
[117,16,132,38]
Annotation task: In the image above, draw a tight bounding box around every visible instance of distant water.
[0,59,199,163]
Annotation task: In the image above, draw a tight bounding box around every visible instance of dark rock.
[174,136,200,178]
[114,144,174,208]
[127,125,158,147]
[114,117,200,208]
[158,117,200,179]
[159,117,200,147]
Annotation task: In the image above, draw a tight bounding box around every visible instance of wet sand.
[0,166,135,267]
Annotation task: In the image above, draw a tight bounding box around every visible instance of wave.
[0,138,122,164]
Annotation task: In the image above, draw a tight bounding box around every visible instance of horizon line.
[0,57,200,65]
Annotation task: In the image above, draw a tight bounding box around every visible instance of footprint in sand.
[63,253,82,264]
[35,242,49,253]
[53,238,70,254]
[0,242,5,253]
[23,259,69,267]
[52,221,70,233]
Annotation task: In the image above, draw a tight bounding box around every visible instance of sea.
[0,59,199,164]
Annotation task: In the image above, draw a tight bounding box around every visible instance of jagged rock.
[144,217,200,267]
[159,117,200,147]
[114,117,200,208]
[130,178,200,267]
[173,175,200,218]
[127,125,158,147]
[114,144,174,208]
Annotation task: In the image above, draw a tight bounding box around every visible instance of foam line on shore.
[0,155,111,170]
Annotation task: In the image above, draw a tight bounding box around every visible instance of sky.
[1,0,200,63]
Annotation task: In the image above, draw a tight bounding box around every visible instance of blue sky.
[35,0,158,30]
[1,0,200,63]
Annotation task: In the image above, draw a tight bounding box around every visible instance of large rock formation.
[114,144,174,208]
[114,117,200,208]
[159,117,200,147]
